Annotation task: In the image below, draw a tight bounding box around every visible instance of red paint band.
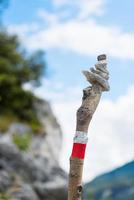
[71,143,87,159]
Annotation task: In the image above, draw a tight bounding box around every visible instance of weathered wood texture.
[68,54,110,200]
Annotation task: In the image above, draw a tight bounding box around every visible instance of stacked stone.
[71,54,110,161]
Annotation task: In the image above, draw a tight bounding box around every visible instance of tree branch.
[68,54,110,200]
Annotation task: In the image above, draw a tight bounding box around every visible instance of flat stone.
[97,54,106,61]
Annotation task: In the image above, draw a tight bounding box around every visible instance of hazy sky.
[3,0,134,182]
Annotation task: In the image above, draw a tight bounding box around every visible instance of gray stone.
[0,142,50,182]
[8,123,32,135]
[97,54,106,61]
[34,177,67,200]
[0,100,67,200]
[9,184,39,200]
[33,99,62,166]
[0,170,12,192]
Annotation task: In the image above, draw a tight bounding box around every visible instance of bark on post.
[68,54,110,200]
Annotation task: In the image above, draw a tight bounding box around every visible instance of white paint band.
[73,131,88,144]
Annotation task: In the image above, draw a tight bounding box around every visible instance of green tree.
[0,31,46,132]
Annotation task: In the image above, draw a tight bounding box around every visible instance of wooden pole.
[68,54,110,200]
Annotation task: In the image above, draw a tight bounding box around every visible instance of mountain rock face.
[84,161,134,200]
[0,99,68,200]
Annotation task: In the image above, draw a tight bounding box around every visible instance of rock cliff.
[0,99,68,200]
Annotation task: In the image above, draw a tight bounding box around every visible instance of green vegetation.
[84,161,134,200]
[0,193,10,200]
[0,31,46,133]
[12,132,32,151]
[0,114,18,132]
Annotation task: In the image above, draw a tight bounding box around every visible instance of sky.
[2,0,134,182]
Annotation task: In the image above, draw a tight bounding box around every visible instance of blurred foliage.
[12,132,32,151]
[0,31,46,132]
[0,193,10,200]
[0,114,18,132]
